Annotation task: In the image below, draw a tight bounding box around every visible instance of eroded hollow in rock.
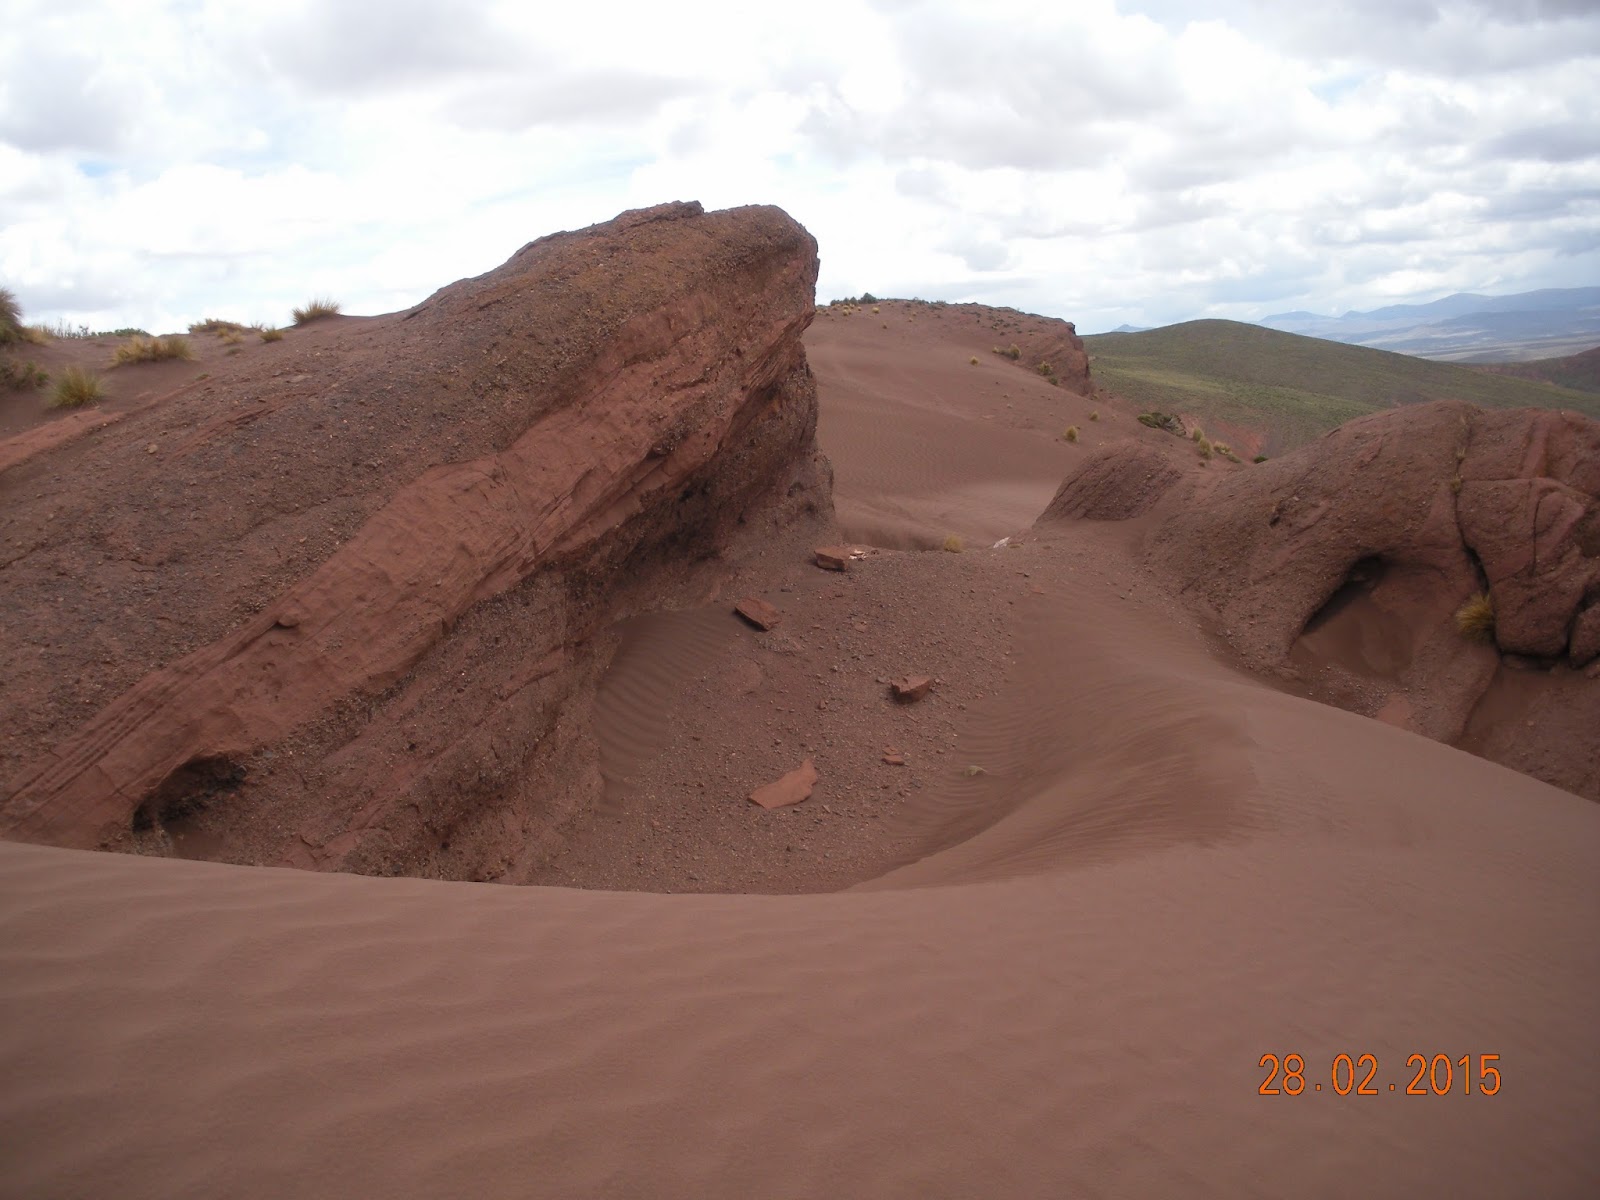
[132,756,246,858]
[1293,556,1416,680]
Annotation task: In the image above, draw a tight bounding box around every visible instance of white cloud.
[0,0,1595,335]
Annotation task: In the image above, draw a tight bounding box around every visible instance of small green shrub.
[1,359,48,390]
[292,297,341,325]
[1454,592,1495,643]
[0,286,22,344]
[112,334,194,365]
[51,366,104,408]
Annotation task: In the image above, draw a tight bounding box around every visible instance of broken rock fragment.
[813,546,852,572]
[735,598,782,631]
[891,676,933,703]
[749,759,818,809]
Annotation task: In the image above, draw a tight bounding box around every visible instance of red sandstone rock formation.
[0,202,830,874]
[1039,400,1600,800]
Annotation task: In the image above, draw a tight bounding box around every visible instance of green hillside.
[1471,346,1600,395]
[1083,319,1600,450]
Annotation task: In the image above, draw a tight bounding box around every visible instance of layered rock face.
[0,202,829,877]
[1040,401,1600,800]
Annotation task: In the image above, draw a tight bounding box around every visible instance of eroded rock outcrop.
[1039,400,1600,800]
[0,202,830,873]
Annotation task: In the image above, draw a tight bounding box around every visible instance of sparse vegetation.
[1137,411,1184,435]
[1450,474,1464,494]
[0,286,22,344]
[1063,425,1080,443]
[1037,362,1053,378]
[942,534,964,553]
[993,343,1021,361]
[1089,410,1099,421]
[1,359,48,391]
[220,330,244,345]
[292,298,341,325]
[1455,592,1496,643]
[969,356,979,365]
[260,327,285,343]
[1253,454,1269,463]
[51,366,104,408]
[112,334,194,365]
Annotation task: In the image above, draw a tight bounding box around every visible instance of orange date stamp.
[1259,1053,1501,1096]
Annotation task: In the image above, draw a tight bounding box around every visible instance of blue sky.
[1,0,1596,334]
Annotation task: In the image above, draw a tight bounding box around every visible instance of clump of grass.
[1063,425,1080,443]
[1196,435,1214,460]
[1450,474,1463,495]
[1454,592,1495,643]
[0,286,22,344]
[942,534,964,553]
[260,327,285,343]
[112,334,194,365]
[188,317,248,335]
[1,359,48,390]
[220,329,244,345]
[292,297,341,325]
[1253,454,1269,463]
[969,355,979,365]
[51,366,104,408]
[1037,362,1053,377]
[993,343,1021,361]
[1089,410,1100,421]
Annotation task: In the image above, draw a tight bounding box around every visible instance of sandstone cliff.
[0,202,830,877]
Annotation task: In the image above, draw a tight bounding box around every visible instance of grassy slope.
[1084,319,1600,450]
[1470,345,1600,395]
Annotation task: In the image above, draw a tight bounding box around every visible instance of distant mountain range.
[1260,287,1600,363]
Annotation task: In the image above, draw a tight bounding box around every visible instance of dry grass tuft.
[112,334,194,365]
[1454,592,1496,643]
[942,534,964,553]
[260,327,285,343]
[969,356,979,365]
[292,297,341,325]
[51,366,104,408]
[188,317,249,335]
[1089,410,1099,421]
[1063,425,1080,443]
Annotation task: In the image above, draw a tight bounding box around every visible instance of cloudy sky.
[1,0,1596,335]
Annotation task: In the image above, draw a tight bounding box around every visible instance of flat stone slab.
[734,597,781,631]
[813,546,853,571]
[749,759,818,809]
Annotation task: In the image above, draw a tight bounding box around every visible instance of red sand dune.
[1,207,1597,1198]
